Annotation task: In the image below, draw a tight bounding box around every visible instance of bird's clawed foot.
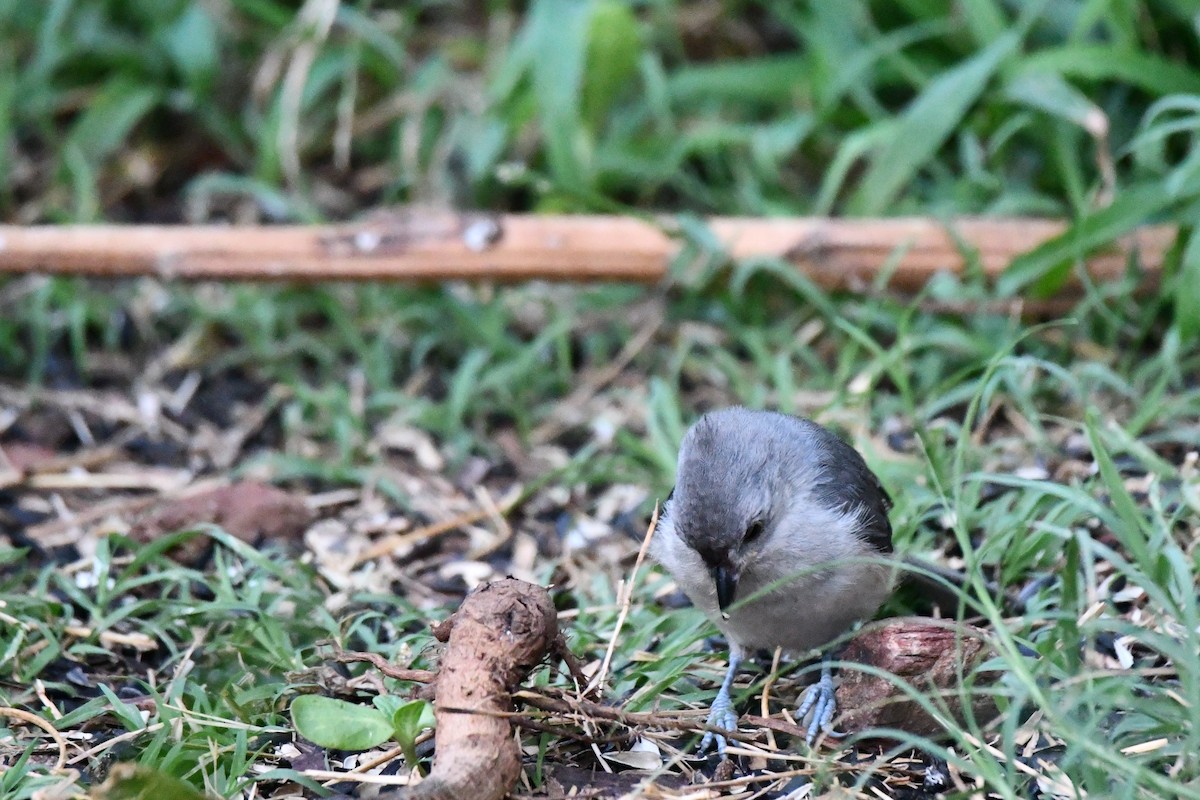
[795,665,844,746]
[698,686,739,757]
[698,650,743,758]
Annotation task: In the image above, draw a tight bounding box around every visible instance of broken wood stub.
[127,481,313,565]
[835,618,1000,740]
[390,578,558,800]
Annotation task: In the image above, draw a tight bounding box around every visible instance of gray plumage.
[649,407,897,750]
[651,407,895,655]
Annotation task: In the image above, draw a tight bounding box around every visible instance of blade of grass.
[847,31,1020,214]
[1016,46,1200,96]
[998,183,1180,296]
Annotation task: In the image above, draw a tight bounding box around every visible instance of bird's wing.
[809,429,894,554]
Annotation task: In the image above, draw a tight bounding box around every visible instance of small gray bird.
[650,407,896,753]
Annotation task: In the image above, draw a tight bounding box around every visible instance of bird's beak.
[711,564,739,613]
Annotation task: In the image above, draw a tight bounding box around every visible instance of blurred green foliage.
[1,0,1197,217]
[4,0,1200,333]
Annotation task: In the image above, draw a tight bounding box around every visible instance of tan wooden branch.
[0,212,1174,292]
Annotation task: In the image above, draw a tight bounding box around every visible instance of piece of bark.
[128,481,312,564]
[0,441,58,472]
[383,578,558,800]
[834,617,1000,740]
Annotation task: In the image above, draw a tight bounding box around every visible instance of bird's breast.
[649,520,893,655]
[717,562,893,654]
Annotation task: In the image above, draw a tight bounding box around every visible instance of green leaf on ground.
[290,695,394,751]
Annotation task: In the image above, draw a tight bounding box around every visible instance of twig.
[956,729,1045,780]
[0,214,1173,294]
[515,689,770,744]
[699,766,820,791]
[67,723,165,765]
[334,743,407,780]
[587,502,658,694]
[760,646,783,753]
[0,706,68,772]
[33,680,63,721]
[553,633,594,693]
[329,647,436,683]
[740,713,808,739]
[12,470,189,492]
[435,705,631,745]
[0,438,131,478]
[0,423,150,491]
[351,491,522,567]
[465,485,515,559]
[330,645,804,747]
[302,770,413,786]
[63,625,158,652]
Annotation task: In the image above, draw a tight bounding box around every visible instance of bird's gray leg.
[795,656,844,746]
[699,647,743,757]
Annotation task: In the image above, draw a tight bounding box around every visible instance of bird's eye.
[744,520,765,544]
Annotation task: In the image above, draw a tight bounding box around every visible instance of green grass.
[2,1,1200,798]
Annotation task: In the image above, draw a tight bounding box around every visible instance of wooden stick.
[588,502,658,695]
[0,212,1174,292]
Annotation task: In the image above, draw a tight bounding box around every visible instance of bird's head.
[665,408,792,613]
